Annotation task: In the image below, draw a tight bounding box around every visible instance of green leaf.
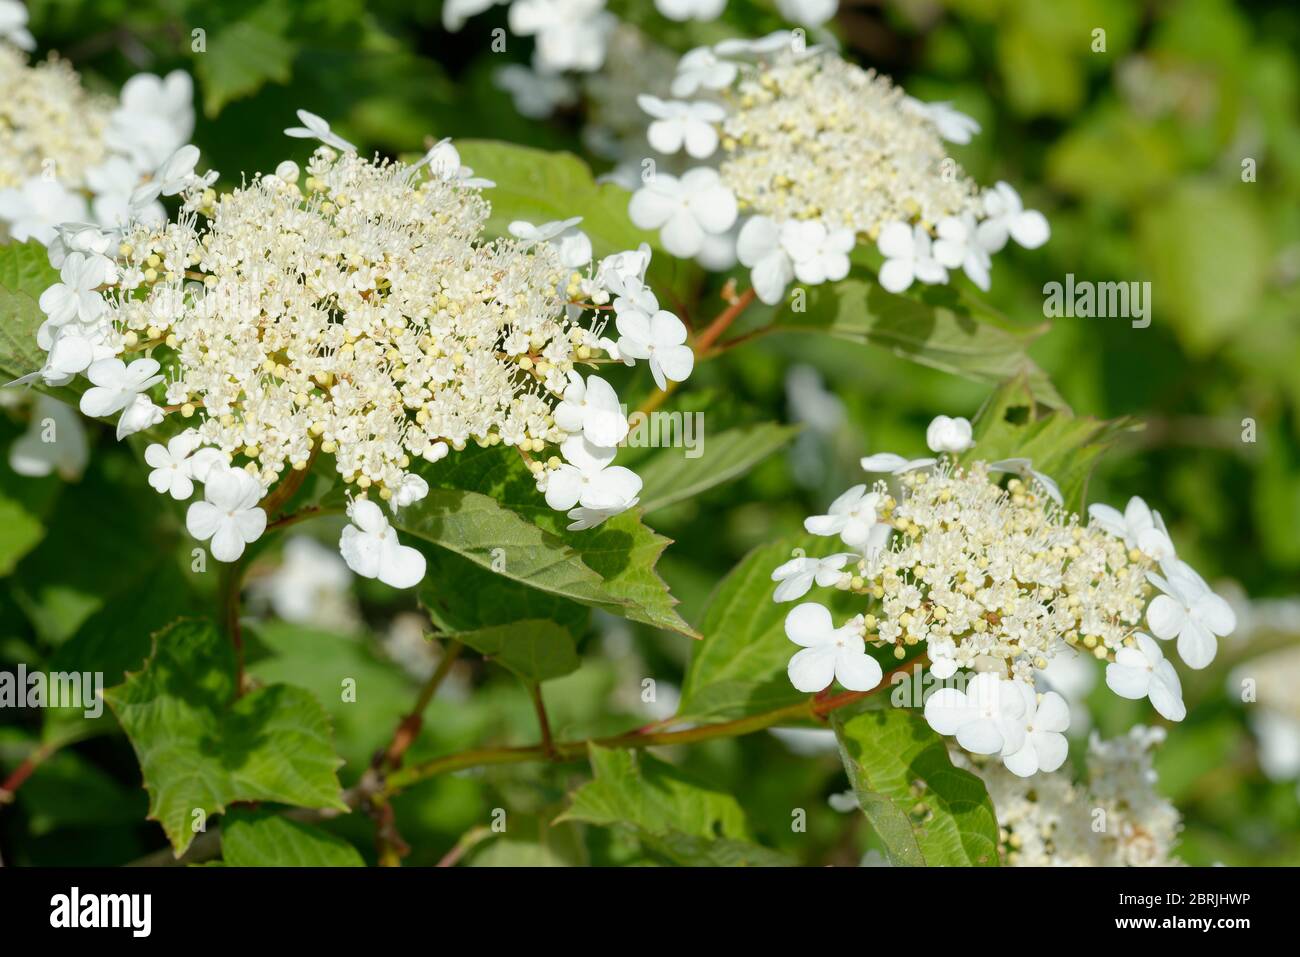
[452,619,580,684]
[104,619,347,856]
[635,421,800,513]
[221,809,365,867]
[832,706,1000,867]
[773,278,1065,409]
[559,744,789,865]
[418,547,590,637]
[963,377,1138,511]
[454,140,655,258]
[195,6,299,117]
[0,240,56,385]
[404,445,695,637]
[0,494,43,576]
[679,534,868,722]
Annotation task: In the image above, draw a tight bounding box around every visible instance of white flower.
[544,435,642,511]
[259,536,354,626]
[0,177,89,245]
[876,221,948,293]
[508,217,592,269]
[771,551,855,602]
[79,357,162,419]
[614,308,693,391]
[145,431,204,499]
[115,393,164,439]
[1087,496,1175,563]
[1105,633,1186,721]
[655,0,725,21]
[925,414,974,453]
[977,181,1049,253]
[106,71,195,171]
[508,0,615,73]
[38,251,114,327]
[553,371,629,446]
[442,0,499,30]
[565,500,634,531]
[638,95,726,159]
[339,497,426,588]
[390,473,429,509]
[781,219,854,285]
[736,216,794,305]
[1001,685,1070,777]
[923,672,1027,756]
[933,213,992,291]
[494,63,576,119]
[188,447,230,483]
[8,396,87,480]
[0,0,36,50]
[186,465,268,563]
[628,168,737,258]
[130,144,201,207]
[804,484,882,549]
[1146,561,1235,669]
[859,452,936,474]
[714,31,811,58]
[47,222,115,270]
[988,458,1063,506]
[672,47,738,97]
[284,110,356,152]
[902,97,980,144]
[776,0,838,27]
[785,603,882,693]
[595,243,651,295]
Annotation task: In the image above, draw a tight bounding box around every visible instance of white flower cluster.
[21,119,690,588]
[629,34,1049,303]
[956,726,1182,866]
[0,26,200,244]
[771,414,1236,776]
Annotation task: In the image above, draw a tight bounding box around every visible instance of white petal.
[788,646,837,693]
[785,602,833,647]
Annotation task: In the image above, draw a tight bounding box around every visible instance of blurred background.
[1,0,1298,865]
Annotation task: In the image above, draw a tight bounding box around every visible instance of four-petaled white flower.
[614,308,694,391]
[390,473,429,510]
[1088,496,1175,563]
[638,95,726,159]
[1146,561,1235,669]
[39,252,114,327]
[1001,685,1071,777]
[771,551,856,602]
[8,396,87,481]
[736,216,795,305]
[545,435,642,511]
[933,212,993,291]
[924,672,1027,755]
[508,217,592,269]
[284,109,356,153]
[804,484,883,549]
[0,178,89,245]
[131,144,202,207]
[1105,632,1186,721]
[628,168,737,258]
[79,357,163,420]
[876,221,948,294]
[925,414,974,453]
[553,371,629,447]
[145,430,203,499]
[186,465,268,563]
[339,498,426,588]
[977,181,1050,253]
[672,46,738,97]
[784,603,882,693]
[782,220,854,285]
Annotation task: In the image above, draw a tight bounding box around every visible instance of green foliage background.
[1,0,1298,866]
